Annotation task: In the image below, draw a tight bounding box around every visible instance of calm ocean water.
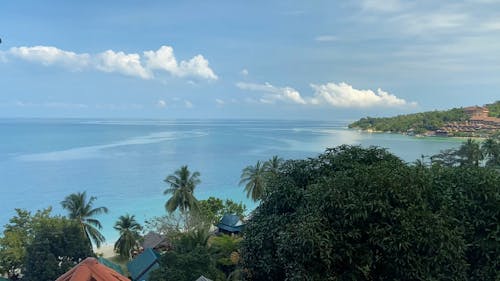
[0,119,463,242]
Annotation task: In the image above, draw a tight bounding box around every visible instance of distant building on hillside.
[463,106,489,118]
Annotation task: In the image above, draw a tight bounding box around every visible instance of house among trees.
[127,248,161,281]
[56,257,130,281]
[195,276,213,281]
[141,231,173,253]
[216,214,245,235]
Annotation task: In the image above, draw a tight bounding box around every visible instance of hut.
[127,248,161,281]
[56,257,130,281]
[216,214,244,235]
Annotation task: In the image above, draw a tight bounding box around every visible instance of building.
[127,248,161,281]
[56,257,130,281]
[216,214,245,235]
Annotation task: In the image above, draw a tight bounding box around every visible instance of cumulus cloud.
[215,98,225,105]
[237,81,415,108]
[144,46,218,80]
[236,82,306,104]
[310,82,416,107]
[3,45,217,81]
[9,46,90,70]
[96,50,151,79]
[240,68,249,76]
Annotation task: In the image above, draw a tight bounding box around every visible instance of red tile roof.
[56,257,130,281]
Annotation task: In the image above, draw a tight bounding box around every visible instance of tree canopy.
[241,145,500,281]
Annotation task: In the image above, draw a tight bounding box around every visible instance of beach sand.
[94,244,116,258]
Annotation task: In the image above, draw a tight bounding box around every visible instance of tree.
[164,165,201,230]
[456,138,483,166]
[114,214,142,259]
[264,155,283,176]
[241,146,477,281]
[61,191,109,248]
[150,228,225,281]
[198,197,246,225]
[239,161,267,201]
[24,216,93,281]
[0,208,51,279]
[481,135,500,168]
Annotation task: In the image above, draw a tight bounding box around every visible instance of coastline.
[350,128,489,141]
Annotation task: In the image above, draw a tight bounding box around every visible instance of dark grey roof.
[141,232,168,249]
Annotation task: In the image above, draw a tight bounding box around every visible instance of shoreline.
[351,128,490,141]
[94,243,116,259]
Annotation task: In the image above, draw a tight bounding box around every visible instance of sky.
[0,0,499,120]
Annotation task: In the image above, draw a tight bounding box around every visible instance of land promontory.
[349,101,500,137]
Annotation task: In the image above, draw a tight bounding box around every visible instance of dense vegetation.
[242,144,499,281]
[348,107,468,134]
[1,139,499,280]
[488,101,500,117]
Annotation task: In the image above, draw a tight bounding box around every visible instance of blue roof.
[127,248,161,281]
[217,214,244,233]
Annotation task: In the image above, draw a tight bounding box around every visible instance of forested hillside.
[349,101,500,134]
[348,108,468,134]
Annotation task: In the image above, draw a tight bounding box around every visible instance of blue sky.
[0,0,499,120]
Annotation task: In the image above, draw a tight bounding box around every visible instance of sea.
[0,119,464,242]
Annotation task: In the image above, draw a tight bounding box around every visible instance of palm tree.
[164,165,201,229]
[239,161,267,201]
[61,191,109,248]
[114,214,142,259]
[456,139,484,166]
[482,137,500,167]
[264,155,283,175]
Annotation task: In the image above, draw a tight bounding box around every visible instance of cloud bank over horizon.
[237,81,416,108]
[3,45,218,81]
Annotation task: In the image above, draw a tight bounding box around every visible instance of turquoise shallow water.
[0,119,463,242]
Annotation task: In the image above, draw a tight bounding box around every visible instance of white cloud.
[360,0,405,13]
[236,82,306,104]
[237,81,415,108]
[315,35,338,42]
[3,45,217,81]
[8,46,90,70]
[144,46,218,80]
[241,68,249,76]
[157,99,167,108]
[215,98,225,105]
[184,100,193,108]
[310,82,416,108]
[96,50,151,79]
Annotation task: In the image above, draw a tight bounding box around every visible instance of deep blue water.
[0,119,463,242]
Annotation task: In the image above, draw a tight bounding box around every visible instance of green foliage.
[150,228,225,281]
[240,155,284,202]
[349,108,468,133]
[241,146,499,281]
[486,100,500,117]
[24,216,94,281]
[209,235,243,277]
[61,191,109,248]
[431,136,500,168]
[198,197,247,225]
[114,214,142,259]
[0,208,51,279]
[150,245,224,281]
[164,165,201,230]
